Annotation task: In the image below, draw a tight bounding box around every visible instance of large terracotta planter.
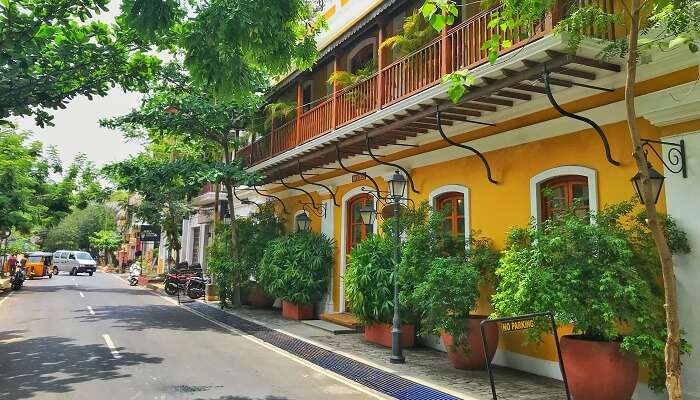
[248,284,274,309]
[441,316,499,370]
[363,323,415,348]
[281,301,314,320]
[560,335,638,400]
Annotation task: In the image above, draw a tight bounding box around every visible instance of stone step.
[302,319,358,334]
[320,312,364,331]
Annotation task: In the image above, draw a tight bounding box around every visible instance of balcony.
[238,3,560,167]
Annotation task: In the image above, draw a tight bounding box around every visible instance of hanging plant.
[379,9,439,57]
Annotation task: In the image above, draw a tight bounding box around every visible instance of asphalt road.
[0,271,374,400]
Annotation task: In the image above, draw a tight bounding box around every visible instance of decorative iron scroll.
[364,131,419,194]
[641,139,687,178]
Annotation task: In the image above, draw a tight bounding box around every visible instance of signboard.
[351,174,366,182]
[480,312,571,400]
[140,234,160,242]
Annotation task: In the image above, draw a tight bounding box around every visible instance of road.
[0,272,373,400]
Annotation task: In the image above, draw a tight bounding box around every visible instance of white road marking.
[0,291,12,308]
[79,292,85,298]
[87,306,95,315]
[102,334,121,359]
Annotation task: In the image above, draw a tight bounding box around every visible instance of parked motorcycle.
[184,275,210,299]
[128,263,141,286]
[10,265,26,290]
[164,262,202,296]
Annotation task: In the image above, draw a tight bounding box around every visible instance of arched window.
[347,194,374,252]
[540,175,590,220]
[436,192,466,239]
[347,38,376,74]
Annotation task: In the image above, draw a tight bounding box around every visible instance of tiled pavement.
[216,306,568,400]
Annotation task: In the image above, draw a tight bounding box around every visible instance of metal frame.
[278,170,317,209]
[436,107,498,184]
[543,68,620,166]
[297,159,339,206]
[480,312,571,400]
[335,142,381,197]
[641,139,687,178]
[252,185,289,214]
[364,131,419,194]
[233,186,262,211]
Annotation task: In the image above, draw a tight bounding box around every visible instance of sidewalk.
[0,276,10,291]
[122,273,566,400]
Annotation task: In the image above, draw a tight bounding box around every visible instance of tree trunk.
[222,142,242,307]
[625,3,683,399]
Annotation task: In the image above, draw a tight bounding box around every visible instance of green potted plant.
[258,230,334,320]
[345,234,416,347]
[492,201,691,400]
[413,236,501,370]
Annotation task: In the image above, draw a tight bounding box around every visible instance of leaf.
[421,2,437,19]
[447,84,465,103]
[502,39,513,49]
[430,14,447,32]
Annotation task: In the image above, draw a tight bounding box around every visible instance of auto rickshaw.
[23,252,53,279]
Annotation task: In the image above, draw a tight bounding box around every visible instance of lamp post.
[359,170,408,364]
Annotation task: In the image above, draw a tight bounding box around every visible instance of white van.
[52,250,96,276]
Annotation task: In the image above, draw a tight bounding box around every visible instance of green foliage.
[5,235,39,255]
[420,0,459,32]
[89,229,123,265]
[442,70,476,103]
[43,204,115,252]
[344,235,396,324]
[0,0,161,127]
[264,101,297,129]
[327,59,378,88]
[206,223,248,307]
[258,230,334,305]
[238,203,286,280]
[380,10,439,57]
[0,128,45,233]
[492,202,691,391]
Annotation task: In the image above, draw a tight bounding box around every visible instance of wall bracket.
[279,170,317,209]
[253,185,289,214]
[297,160,339,207]
[364,131,419,194]
[335,142,381,198]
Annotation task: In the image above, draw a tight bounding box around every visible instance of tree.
[103,152,205,265]
[43,203,116,252]
[0,127,46,233]
[119,0,324,97]
[422,0,699,397]
[102,72,262,305]
[89,229,122,266]
[0,0,162,127]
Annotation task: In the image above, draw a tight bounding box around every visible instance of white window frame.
[429,185,471,242]
[529,166,598,223]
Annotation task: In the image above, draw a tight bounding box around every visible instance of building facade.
[221,1,698,398]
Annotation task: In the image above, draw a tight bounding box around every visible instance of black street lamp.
[296,211,311,232]
[631,163,665,205]
[360,170,408,364]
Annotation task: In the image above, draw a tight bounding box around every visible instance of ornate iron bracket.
[300,201,328,218]
[641,139,687,178]
[364,131,419,194]
[233,186,262,211]
[436,107,498,184]
[253,185,289,214]
[278,170,317,209]
[297,160,339,207]
[335,142,381,197]
[543,68,620,166]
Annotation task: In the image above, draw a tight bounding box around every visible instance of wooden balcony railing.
[241,3,561,167]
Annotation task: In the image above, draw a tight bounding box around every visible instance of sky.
[16,1,144,170]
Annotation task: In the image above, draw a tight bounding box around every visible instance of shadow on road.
[73,304,233,333]
[195,396,291,400]
[0,330,163,399]
[18,284,158,296]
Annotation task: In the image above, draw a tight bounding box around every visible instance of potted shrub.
[258,230,334,320]
[492,201,691,400]
[345,235,416,347]
[413,236,501,370]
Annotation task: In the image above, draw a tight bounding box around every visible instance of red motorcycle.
[164,262,202,296]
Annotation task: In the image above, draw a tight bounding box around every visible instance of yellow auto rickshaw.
[23,252,53,279]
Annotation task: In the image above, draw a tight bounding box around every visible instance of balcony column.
[332,56,339,128]
[440,14,452,75]
[377,20,386,108]
[296,81,303,145]
[545,0,562,32]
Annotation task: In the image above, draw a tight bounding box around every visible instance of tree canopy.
[0,0,162,127]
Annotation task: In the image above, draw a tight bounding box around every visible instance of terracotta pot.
[560,335,638,400]
[281,301,314,320]
[363,323,415,348]
[248,284,274,309]
[441,316,499,370]
[137,275,150,286]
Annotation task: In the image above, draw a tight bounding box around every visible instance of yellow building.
[225,1,700,398]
